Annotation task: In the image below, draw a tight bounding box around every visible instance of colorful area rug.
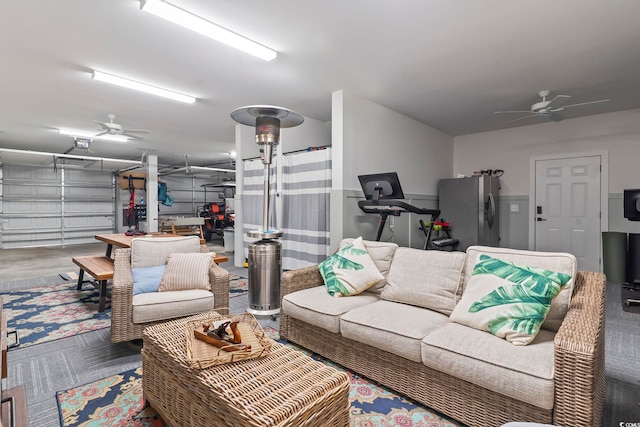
[56,328,460,427]
[1,274,247,349]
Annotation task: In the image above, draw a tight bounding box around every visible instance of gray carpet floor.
[1,274,638,427]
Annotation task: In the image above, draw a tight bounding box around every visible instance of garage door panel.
[1,164,116,247]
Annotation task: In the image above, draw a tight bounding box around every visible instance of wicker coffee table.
[142,311,350,427]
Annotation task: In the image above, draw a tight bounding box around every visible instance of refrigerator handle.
[487,192,496,228]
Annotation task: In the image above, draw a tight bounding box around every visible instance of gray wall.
[454,108,640,195]
[453,108,640,266]
[498,194,530,250]
[494,193,640,251]
[331,90,453,251]
[342,189,439,249]
[332,191,636,252]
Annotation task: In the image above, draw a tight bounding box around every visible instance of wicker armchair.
[110,238,230,343]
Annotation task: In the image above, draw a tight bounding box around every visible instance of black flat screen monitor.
[358,172,405,203]
[624,188,640,221]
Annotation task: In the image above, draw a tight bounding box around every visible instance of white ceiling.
[1,0,640,170]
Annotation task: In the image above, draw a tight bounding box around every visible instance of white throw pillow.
[450,254,571,346]
[339,239,399,294]
[318,236,384,297]
[465,246,577,332]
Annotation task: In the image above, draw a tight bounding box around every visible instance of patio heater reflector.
[230,105,304,316]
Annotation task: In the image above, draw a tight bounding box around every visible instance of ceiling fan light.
[92,70,196,104]
[58,128,129,143]
[140,0,277,62]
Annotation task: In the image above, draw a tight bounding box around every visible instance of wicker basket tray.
[185,312,272,369]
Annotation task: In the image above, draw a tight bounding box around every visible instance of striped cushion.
[158,252,214,291]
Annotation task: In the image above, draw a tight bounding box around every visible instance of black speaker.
[627,233,640,282]
[624,188,640,221]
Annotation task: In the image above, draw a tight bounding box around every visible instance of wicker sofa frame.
[111,246,230,343]
[279,267,606,427]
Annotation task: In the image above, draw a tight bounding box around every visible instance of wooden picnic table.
[95,233,225,262]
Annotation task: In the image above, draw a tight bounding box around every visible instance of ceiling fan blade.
[121,132,146,140]
[546,95,571,109]
[94,120,108,128]
[548,113,565,122]
[504,114,537,125]
[561,99,610,109]
[93,130,109,137]
[494,110,534,114]
[121,129,151,134]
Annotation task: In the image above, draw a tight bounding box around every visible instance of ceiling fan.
[494,90,610,125]
[94,114,150,140]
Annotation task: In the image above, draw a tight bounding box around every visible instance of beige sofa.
[279,241,606,427]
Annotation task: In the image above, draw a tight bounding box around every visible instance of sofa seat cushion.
[132,289,214,323]
[422,322,556,409]
[465,246,577,332]
[340,238,399,294]
[340,300,450,362]
[282,286,380,333]
[381,248,466,315]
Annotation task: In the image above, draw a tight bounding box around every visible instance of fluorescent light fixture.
[58,128,129,143]
[92,70,196,104]
[140,0,277,62]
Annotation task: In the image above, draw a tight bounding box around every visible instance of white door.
[534,156,601,271]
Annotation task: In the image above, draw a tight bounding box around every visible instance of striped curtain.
[281,148,332,269]
[242,158,277,259]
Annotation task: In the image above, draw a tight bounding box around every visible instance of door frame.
[527,150,609,262]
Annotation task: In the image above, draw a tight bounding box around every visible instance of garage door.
[1,163,115,248]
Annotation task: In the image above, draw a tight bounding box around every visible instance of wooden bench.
[72,256,114,312]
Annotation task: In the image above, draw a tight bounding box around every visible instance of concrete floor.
[0,240,230,283]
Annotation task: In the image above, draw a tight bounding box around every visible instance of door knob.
[536,217,547,221]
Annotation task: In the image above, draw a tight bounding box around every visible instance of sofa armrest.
[111,248,134,336]
[209,262,230,315]
[553,271,606,427]
[279,265,323,341]
[281,265,323,298]
[112,248,134,305]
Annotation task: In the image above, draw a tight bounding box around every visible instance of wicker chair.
[110,236,230,343]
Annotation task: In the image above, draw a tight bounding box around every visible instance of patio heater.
[230,105,304,317]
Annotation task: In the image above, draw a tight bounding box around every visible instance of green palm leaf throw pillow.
[449,254,571,345]
[318,236,385,297]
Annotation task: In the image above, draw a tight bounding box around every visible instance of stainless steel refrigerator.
[437,175,500,250]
